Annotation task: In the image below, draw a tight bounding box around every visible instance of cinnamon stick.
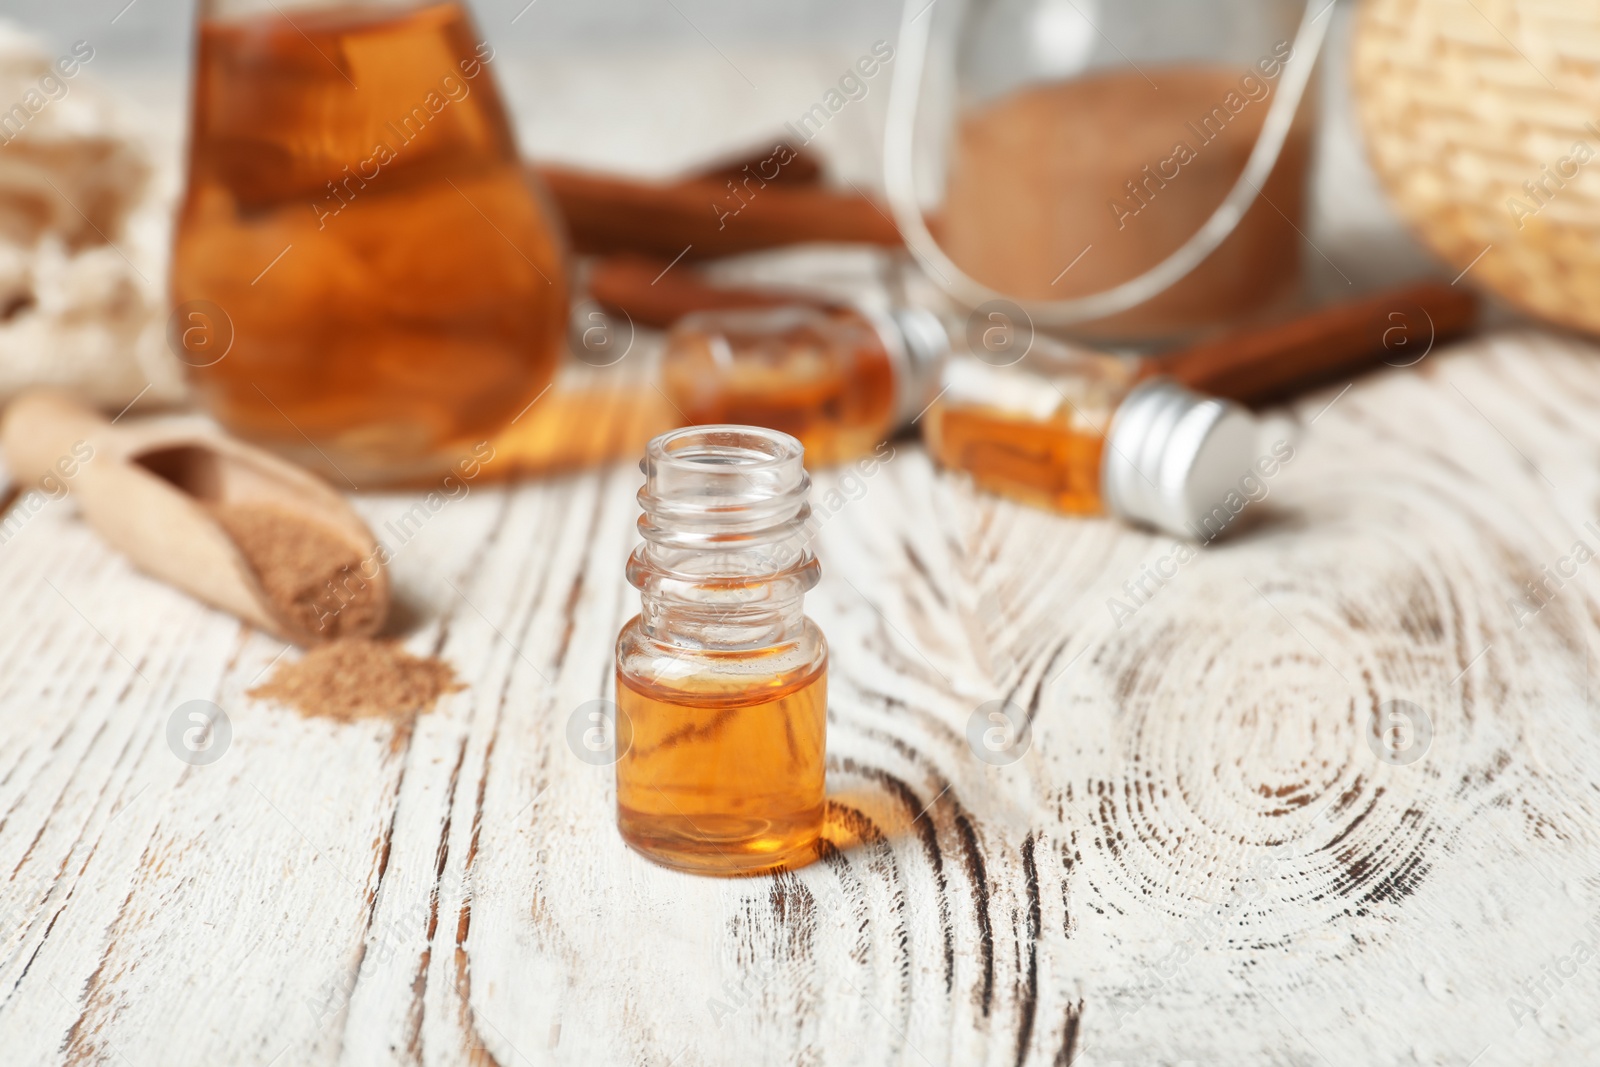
[531,162,902,261]
[1154,281,1479,406]
[587,254,833,329]
[681,140,825,188]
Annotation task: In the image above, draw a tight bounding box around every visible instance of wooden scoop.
[2,390,389,645]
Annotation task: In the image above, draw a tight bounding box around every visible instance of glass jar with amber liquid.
[924,334,1265,539]
[614,426,827,875]
[172,0,567,483]
[660,304,946,466]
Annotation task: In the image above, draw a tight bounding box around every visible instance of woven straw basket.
[1353,0,1600,335]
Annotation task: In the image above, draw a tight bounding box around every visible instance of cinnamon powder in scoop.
[249,637,463,721]
[212,501,385,639]
[211,503,459,721]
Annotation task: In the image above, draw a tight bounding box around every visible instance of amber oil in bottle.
[661,305,947,467]
[923,339,1136,514]
[923,337,1267,538]
[614,425,827,874]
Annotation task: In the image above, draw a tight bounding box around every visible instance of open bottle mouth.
[646,425,805,482]
[637,425,816,555]
[630,425,821,645]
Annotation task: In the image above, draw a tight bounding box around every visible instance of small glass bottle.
[660,304,947,466]
[923,339,1266,539]
[614,425,827,875]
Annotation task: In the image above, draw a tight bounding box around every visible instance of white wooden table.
[4,328,1600,1065]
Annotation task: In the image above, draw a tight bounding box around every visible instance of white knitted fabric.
[0,21,184,410]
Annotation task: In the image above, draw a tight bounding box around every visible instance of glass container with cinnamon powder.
[172,0,568,483]
[886,0,1321,343]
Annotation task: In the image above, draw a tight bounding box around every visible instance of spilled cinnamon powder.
[249,637,463,721]
[212,501,385,640]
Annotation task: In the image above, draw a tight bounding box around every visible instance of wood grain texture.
[4,330,1600,1066]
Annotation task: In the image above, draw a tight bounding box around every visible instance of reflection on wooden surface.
[486,361,679,479]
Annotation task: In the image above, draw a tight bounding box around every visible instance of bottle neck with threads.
[627,426,821,651]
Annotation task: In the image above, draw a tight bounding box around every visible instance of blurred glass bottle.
[172,0,567,483]
[923,334,1270,539]
[884,0,1325,344]
[660,303,947,466]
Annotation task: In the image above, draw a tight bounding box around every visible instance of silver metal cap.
[863,305,950,426]
[1100,378,1262,540]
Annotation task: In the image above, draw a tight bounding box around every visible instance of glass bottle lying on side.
[614,425,828,875]
[660,304,947,466]
[922,338,1273,540]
